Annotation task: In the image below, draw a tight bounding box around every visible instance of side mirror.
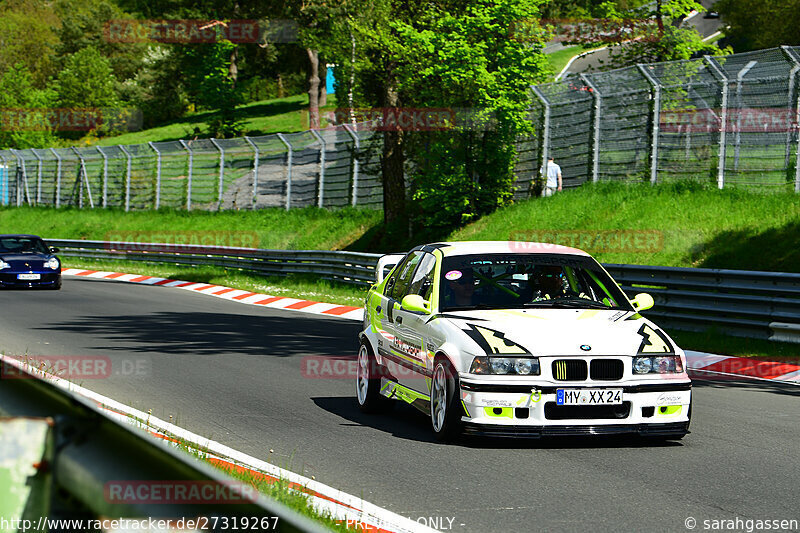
[49,247,60,253]
[631,293,654,312]
[401,294,430,314]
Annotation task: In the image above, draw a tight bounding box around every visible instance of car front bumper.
[459,378,691,436]
[0,271,61,288]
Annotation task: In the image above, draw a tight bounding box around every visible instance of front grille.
[552,360,587,381]
[544,401,631,420]
[590,359,624,381]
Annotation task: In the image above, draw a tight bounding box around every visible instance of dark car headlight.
[632,355,683,374]
[470,356,540,375]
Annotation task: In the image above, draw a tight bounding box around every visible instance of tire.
[356,341,390,413]
[430,357,463,442]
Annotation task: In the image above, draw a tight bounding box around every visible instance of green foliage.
[184,38,244,138]
[716,0,800,51]
[56,47,121,109]
[391,0,551,233]
[0,2,60,87]
[0,64,59,149]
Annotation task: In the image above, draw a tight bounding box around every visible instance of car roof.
[424,241,591,257]
[0,234,44,239]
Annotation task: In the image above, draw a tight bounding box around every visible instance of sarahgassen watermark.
[684,516,798,532]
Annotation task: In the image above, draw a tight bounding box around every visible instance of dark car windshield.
[440,253,632,312]
[0,237,50,254]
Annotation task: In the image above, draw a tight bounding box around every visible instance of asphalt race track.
[2,278,799,532]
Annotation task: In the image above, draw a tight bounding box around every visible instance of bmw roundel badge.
[580,344,591,351]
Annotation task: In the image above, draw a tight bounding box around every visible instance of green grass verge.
[92,94,339,146]
[450,181,800,273]
[669,329,800,363]
[63,258,369,307]
[0,205,382,252]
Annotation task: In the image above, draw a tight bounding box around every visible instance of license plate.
[17,273,40,280]
[556,389,622,406]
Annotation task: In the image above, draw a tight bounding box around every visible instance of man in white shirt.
[541,156,562,197]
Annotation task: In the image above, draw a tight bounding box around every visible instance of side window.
[388,252,423,301]
[406,253,436,300]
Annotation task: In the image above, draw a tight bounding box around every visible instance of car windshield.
[439,253,632,312]
[0,237,50,254]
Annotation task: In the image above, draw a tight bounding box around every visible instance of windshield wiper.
[523,298,612,309]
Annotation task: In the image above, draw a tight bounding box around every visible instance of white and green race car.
[356,241,691,441]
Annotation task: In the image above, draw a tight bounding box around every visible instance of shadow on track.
[36,310,361,357]
[312,396,685,449]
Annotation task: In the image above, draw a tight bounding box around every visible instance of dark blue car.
[0,235,62,290]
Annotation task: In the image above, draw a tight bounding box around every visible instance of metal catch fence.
[530,46,800,192]
[2,47,800,209]
[0,124,382,211]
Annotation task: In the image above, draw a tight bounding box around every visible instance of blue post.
[0,164,7,205]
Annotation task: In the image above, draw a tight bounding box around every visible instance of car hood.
[0,253,51,267]
[437,308,676,357]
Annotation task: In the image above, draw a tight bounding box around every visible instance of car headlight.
[470,356,540,375]
[0,259,9,270]
[633,355,683,374]
[45,257,60,270]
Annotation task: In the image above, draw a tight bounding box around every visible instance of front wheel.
[356,341,390,413]
[430,358,463,441]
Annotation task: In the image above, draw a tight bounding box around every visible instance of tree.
[56,47,121,108]
[0,64,59,149]
[716,0,800,51]
[0,1,60,87]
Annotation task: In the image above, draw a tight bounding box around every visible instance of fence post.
[343,124,360,206]
[96,147,108,208]
[704,56,728,189]
[49,148,62,207]
[580,74,602,182]
[531,86,550,195]
[70,147,94,209]
[276,133,292,210]
[243,136,259,209]
[0,154,7,205]
[637,64,662,184]
[210,138,225,209]
[148,142,161,209]
[780,46,800,181]
[179,140,193,210]
[118,145,132,212]
[309,129,326,208]
[32,149,43,205]
[10,150,25,206]
[733,61,757,172]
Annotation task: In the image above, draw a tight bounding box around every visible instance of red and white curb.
[63,268,799,386]
[0,354,436,533]
[685,351,800,385]
[62,268,365,322]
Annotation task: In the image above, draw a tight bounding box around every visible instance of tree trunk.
[229,45,239,85]
[319,62,327,107]
[307,48,320,129]
[276,73,284,98]
[382,70,406,229]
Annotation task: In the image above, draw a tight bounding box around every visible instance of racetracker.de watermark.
[104,480,258,504]
[103,19,298,43]
[511,17,659,44]
[509,230,664,254]
[660,108,798,133]
[326,107,497,132]
[104,231,260,254]
[0,107,142,132]
[1,355,151,380]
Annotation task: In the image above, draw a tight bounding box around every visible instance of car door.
[378,251,425,387]
[389,252,438,394]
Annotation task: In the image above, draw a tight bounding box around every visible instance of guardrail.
[49,239,800,341]
[0,355,328,531]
